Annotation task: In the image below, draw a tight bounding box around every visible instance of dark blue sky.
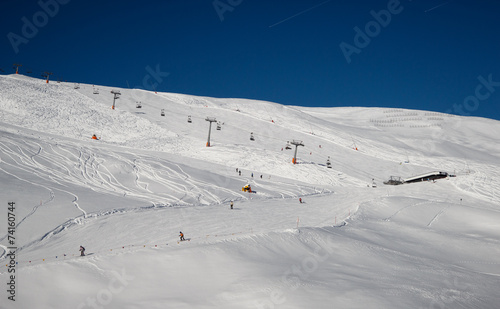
[2,0,499,120]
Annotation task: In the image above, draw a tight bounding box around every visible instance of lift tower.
[43,72,53,83]
[290,140,304,164]
[111,90,121,110]
[13,63,22,74]
[205,117,217,147]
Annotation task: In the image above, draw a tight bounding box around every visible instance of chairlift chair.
[136,102,142,108]
[161,109,165,116]
[285,141,292,150]
[187,116,192,123]
[250,132,255,141]
[216,122,221,130]
[326,156,332,168]
[93,88,99,94]
[74,83,80,89]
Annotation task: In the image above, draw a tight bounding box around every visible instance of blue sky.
[1,0,499,120]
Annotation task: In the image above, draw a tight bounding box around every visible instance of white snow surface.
[0,74,499,308]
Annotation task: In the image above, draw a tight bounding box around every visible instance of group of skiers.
[236,168,265,179]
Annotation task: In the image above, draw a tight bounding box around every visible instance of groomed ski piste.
[0,74,499,308]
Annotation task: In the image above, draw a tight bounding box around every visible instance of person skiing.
[251,173,254,178]
[91,134,97,140]
[179,231,185,241]
[299,198,302,204]
[79,245,85,256]
[230,201,234,209]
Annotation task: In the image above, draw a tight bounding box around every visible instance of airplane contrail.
[269,0,331,28]
[424,0,453,13]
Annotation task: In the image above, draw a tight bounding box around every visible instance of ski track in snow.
[427,204,451,227]
[383,200,431,221]
[0,131,340,257]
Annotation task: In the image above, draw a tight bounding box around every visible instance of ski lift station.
[403,171,448,183]
[384,172,448,185]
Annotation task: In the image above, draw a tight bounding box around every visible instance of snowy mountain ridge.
[0,74,499,309]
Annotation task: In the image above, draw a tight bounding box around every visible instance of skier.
[179,231,185,241]
[260,175,263,179]
[91,134,97,140]
[299,198,302,204]
[239,171,241,176]
[79,245,85,256]
[251,173,254,178]
[230,201,234,209]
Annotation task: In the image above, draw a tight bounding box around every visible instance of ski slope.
[0,74,499,308]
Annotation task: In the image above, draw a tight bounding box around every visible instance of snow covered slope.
[0,74,499,308]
